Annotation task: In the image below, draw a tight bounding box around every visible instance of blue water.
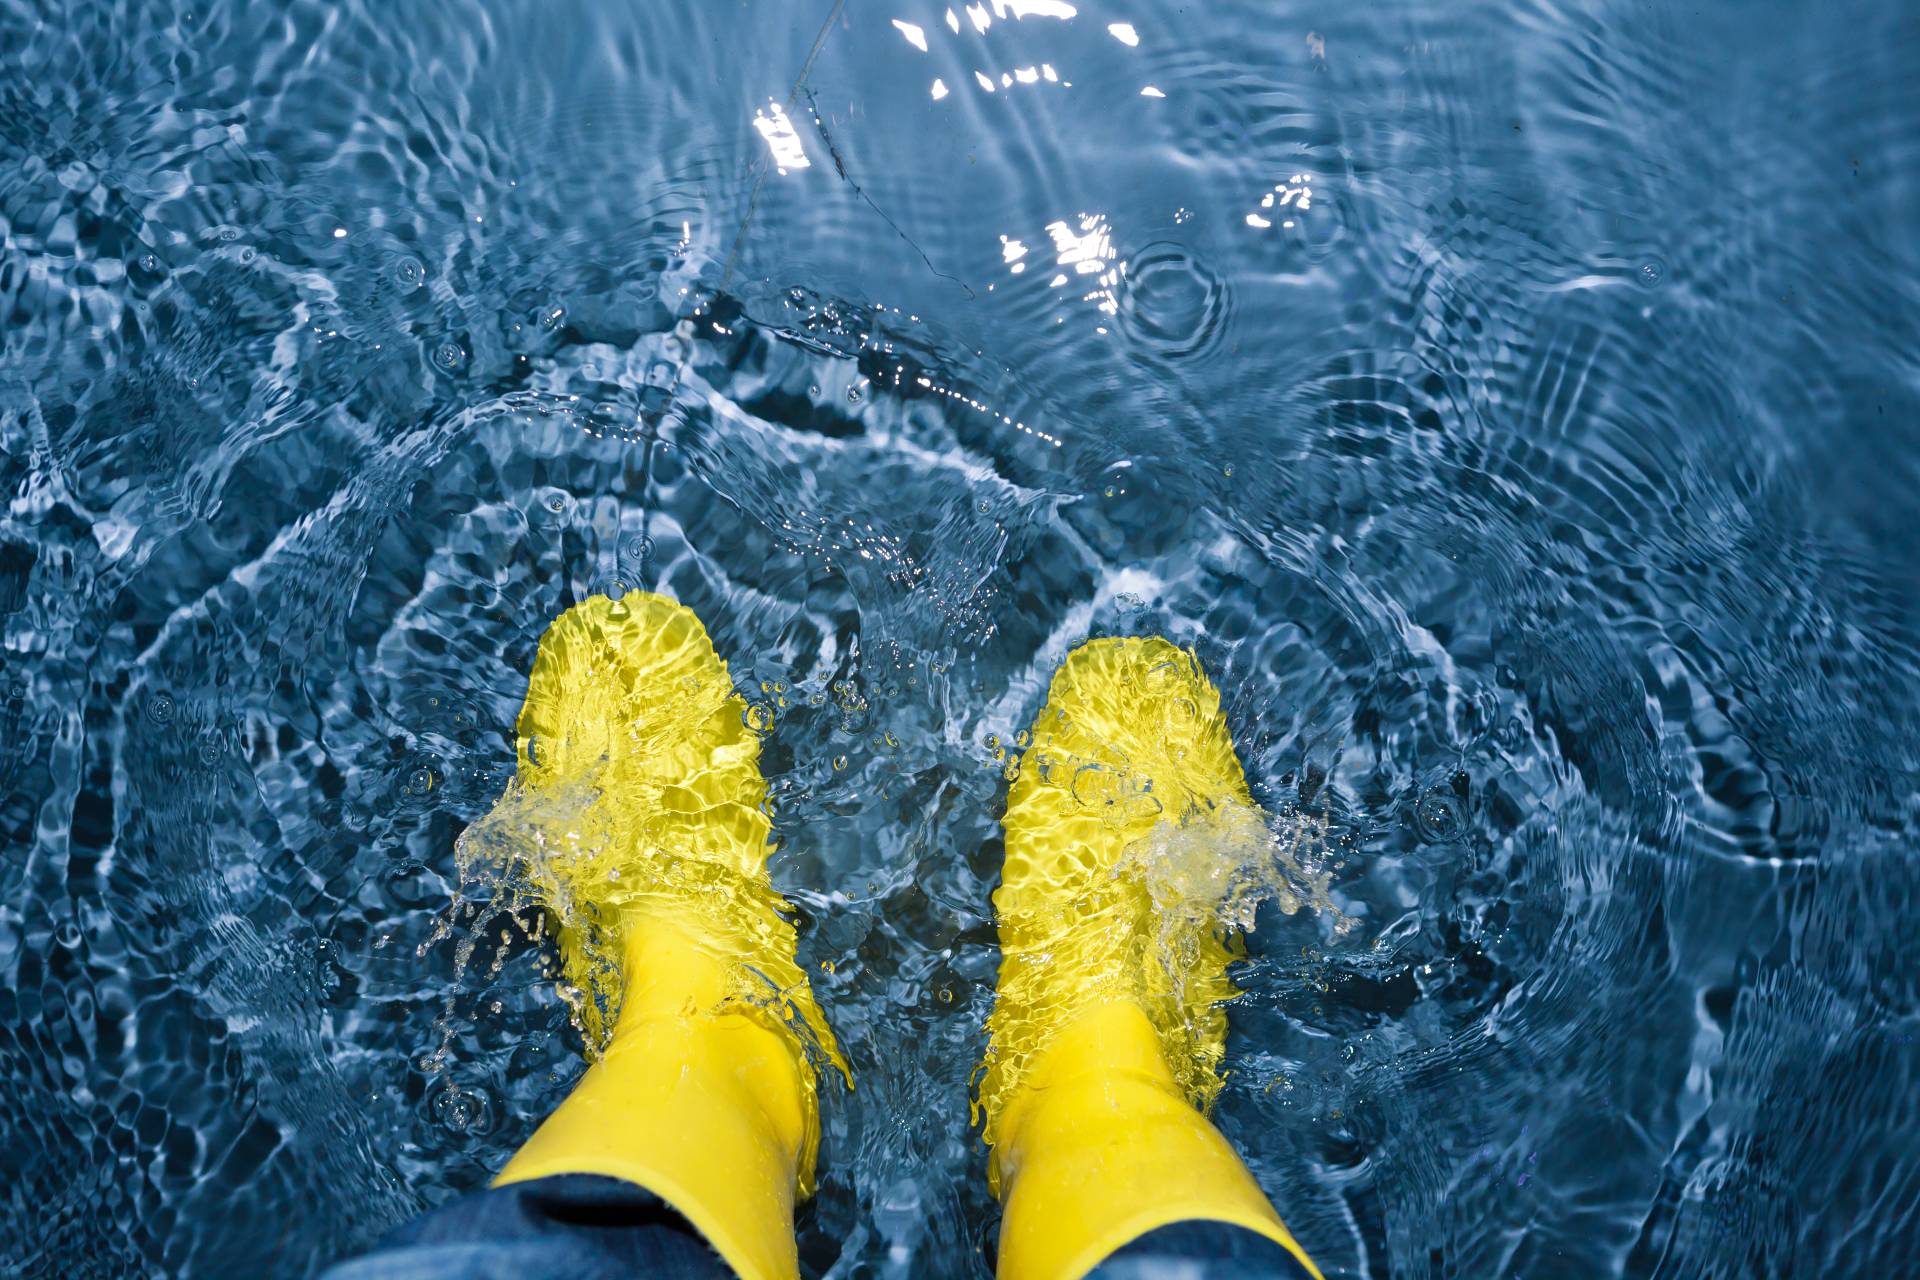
[3,1,1918,1275]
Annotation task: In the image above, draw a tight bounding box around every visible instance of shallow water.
[3,0,1918,1276]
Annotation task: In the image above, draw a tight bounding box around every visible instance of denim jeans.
[322,1174,1315,1279]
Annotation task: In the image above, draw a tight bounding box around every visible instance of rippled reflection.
[752,99,811,174]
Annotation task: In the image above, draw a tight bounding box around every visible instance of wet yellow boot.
[979,638,1323,1280]
[484,592,845,1280]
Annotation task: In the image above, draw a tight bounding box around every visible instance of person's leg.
[321,1174,729,1280]
[979,638,1324,1280]
[487,912,818,1279]
[1090,1220,1319,1280]
[327,594,843,1280]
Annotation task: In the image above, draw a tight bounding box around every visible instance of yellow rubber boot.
[979,638,1323,1280]
[483,592,846,1280]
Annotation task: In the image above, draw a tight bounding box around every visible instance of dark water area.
[2,1,1918,1276]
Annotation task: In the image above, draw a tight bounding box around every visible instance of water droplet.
[1072,762,1117,809]
[1638,259,1666,287]
[145,692,175,725]
[432,340,466,372]
[138,253,159,273]
[314,939,350,1003]
[1117,241,1229,359]
[832,755,849,771]
[536,304,565,331]
[405,765,438,797]
[393,256,425,290]
[1103,484,1118,498]
[1164,696,1198,733]
[237,246,255,264]
[529,489,573,529]
[1222,463,1234,478]
[621,534,654,563]
[1412,785,1463,843]
[847,383,864,404]
[432,1083,492,1134]
[743,701,777,734]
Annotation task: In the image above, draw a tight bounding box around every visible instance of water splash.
[401,747,854,1170]
[1115,798,1356,942]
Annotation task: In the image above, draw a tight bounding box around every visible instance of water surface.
[2,0,1917,1276]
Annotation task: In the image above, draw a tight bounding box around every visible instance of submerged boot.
[487,592,844,1280]
[979,638,1322,1280]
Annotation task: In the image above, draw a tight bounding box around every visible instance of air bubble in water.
[433,340,466,372]
[1638,259,1666,287]
[145,692,175,725]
